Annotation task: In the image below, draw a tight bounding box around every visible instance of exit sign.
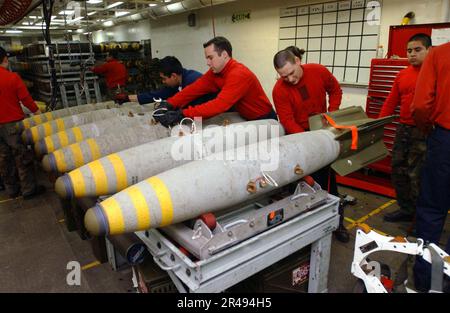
[232,11,251,23]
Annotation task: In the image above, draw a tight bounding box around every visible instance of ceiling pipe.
[85,0,237,32]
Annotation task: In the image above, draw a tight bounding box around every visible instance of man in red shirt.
[91,51,128,99]
[272,47,342,134]
[272,47,349,243]
[379,33,431,224]
[411,41,450,293]
[0,47,45,199]
[154,36,275,127]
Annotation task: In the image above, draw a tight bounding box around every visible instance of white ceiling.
[0,0,235,36]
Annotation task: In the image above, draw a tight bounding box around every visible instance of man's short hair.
[203,36,232,57]
[273,49,297,69]
[0,47,9,61]
[408,33,432,48]
[158,56,183,76]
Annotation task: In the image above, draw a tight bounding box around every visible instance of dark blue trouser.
[413,125,450,291]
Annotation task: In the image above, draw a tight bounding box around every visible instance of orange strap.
[322,113,358,150]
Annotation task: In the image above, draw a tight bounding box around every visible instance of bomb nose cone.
[35,140,47,156]
[42,154,55,172]
[55,174,72,198]
[42,155,51,172]
[84,205,109,236]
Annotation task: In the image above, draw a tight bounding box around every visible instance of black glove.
[155,100,173,111]
[157,110,184,128]
[114,93,129,105]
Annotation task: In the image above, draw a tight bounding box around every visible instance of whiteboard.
[279,0,381,84]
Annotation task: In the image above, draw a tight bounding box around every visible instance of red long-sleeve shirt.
[0,67,38,124]
[168,59,273,120]
[272,63,342,134]
[92,59,128,90]
[412,42,450,130]
[379,65,420,126]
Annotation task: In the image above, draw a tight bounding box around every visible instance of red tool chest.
[336,58,409,197]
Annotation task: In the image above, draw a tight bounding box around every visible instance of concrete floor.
[0,170,448,293]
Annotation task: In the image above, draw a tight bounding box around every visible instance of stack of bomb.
[35,113,162,156]
[54,119,284,198]
[74,106,396,236]
[18,101,117,131]
[43,112,246,174]
[22,103,154,145]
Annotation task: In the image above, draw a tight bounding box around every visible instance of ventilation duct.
[0,0,33,25]
[148,0,236,18]
[87,0,237,31]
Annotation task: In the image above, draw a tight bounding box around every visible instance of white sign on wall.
[431,28,450,46]
[279,0,382,84]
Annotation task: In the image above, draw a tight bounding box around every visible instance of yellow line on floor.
[346,199,397,230]
[344,217,355,224]
[81,260,101,271]
[0,196,22,203]
[344,217,388,236]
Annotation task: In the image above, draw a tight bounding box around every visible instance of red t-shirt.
[379,65,420,126]
[0,67,38,124]
[92,59,128,90]
[272,63,342,134]
[168,59,273,120]
[412,42,450,130]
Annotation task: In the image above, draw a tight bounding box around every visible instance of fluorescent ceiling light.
[6,30,23,33]
[115,11,129,17]
[166,3,183,12]
[76,29,84,33]
[164,0,172,2]
[87,0,103,3]
[130,13,141,20]
[103,20,114,27]
[149,3,158,7]
[87,11,97,16]
[106,2,123,9]
[69,16,85,23]
[58,10,75,15]
[18,26,54,30]
[28,16,37,19]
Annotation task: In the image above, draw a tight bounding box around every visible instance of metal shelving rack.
[14,41,102,109]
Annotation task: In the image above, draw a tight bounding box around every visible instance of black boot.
[383,210,414,222]
[334,224,350,243]
[23,185,46,200]
[334,199,350,243]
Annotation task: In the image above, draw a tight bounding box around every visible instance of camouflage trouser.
[391,124,427,215]
[0,121,38,196]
